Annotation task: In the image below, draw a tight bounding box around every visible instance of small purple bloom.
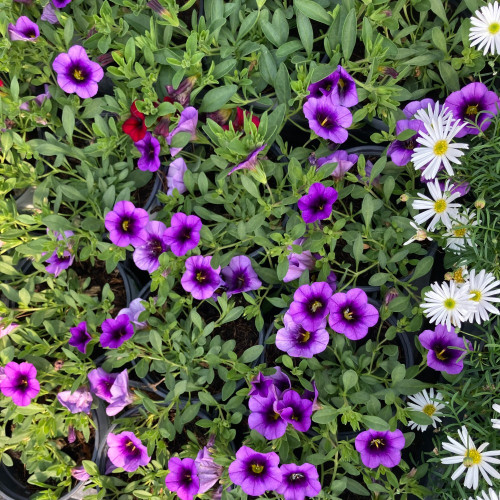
[275,390,313,432]
[52,0,72,7]
[276,463,322,500]
[133,220,169,273]
[8,17,40,41]
[284,238,319,283]
[249,372,273,399]
[195,438,223,495]
[165,76,197,107]
[326,272,338,291]
[45,249,74,276]
[106,369,133,416]
[41,2,59,24]
[53,45,103,99]
[181,256,221,300]
[34,84,51,107]
[107,431,151,472]
[167,106,198,157]
[118,298,147,330]
[68,425,76,443]
[308,65,358,107]
[71,465,90,482]
[298,182,338,223]
[100,314,135,349]
[303,95,352,144]
[221,255,262,297]
[0,318,19,339]
[0,361,40,407]
[387,119,425,166]
[288,282,333,330]
[267,366,292,395]
[228,446,282,496]
[57,386,93,413]
[164,212,202,257]
[228,144,267,175]
[303,381,321,411]
[135,132,161,172]
[248,392,287,440]
[165,457,200,500]
[88,368,117,402]
[166,157,187,196]
[419,325,472,374]
[69,321,92,354]
[316,149,358,180]
[104,200,149,247]
[402,98,435,119]
[328,288,379,340]
[355,429,405,468]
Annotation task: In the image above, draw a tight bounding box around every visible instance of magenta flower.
[167,106,198,156]
[387,119,425,166]
[308,65,358,107]
[0,318,19,339]
[118,298,147,330]
[133,220,169,273]
[135,132,161,172]
[249,372,274,399]
[228,446,282,496]
[355,429,405,468]
[288,282,333,330]
[164,212,202,256]
[52,0,72,7]
[45,249,74,276]
[71,465,90,482]
[8,17,40,41]
[284,238,319,283]
[328,288,379,340]
[69,321,92,354]
[181,255,221,300]
[316,149,358,180]
[53,45,103,99]
[107,431,151,472]
[104,200,149,247]
[276,463,322,500]
[0,361,40,407]
[57,386,93,413]
[106,369,133,416]
[195,439,223,494]
[100,315,134,349]
[248,392,287,440]
[165,457,200,500]
[221,255,262,297]
[275,390,313,432]
[166,157,187,195]
[228,144,267,175]
[41,2,59,24]
[402,98,435,119]
[298,182,338,223]
[88,367,117,402]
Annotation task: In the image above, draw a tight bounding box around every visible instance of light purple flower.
[45,249,74,276]
[166,157,187,195]
[288,282,333,330]
[100,315,135,349]
[107,431,151,472]
[195,438,223,495]
[316,149,358,180]
[41,2,59,24]
[0,361,40,407]
[276,463,322,500]
[118,298,147,330]
[298,182,338,223]
[71,465,90,482]
[167,106,198,157]
[8,17,40,41]
[228,144,267,175]
[0,318,19,339]
[403,98,435,119]
[106,369,133,416]
[181,255,221,300]
[164,212,202,256]
[104,200,149,247]
[355,429,405,468]
[165,457,200,500]
[275,390,313,432]
[284,238,318,283]
[248,392,287,440]
[34,85,51,106]
[221,255,262,297]
[69,321,92,354]
[135,132,161,172]
[133,220,169,273]
[57,386,93,413]
[387,119,425,166]
[88,368,117,402]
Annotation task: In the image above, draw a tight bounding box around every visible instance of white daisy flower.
[412,179,462,231]
[469,1,500,56]
[468,488,500,500]
[441,426,500,490]
[420,280,477,329]
[413,102,453,128]
[403,221,434,246]
[491,404,500,431]
[444,210,477,252]
[465,269,500,324]
[407,388,445,432]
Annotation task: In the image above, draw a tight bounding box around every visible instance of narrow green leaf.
[294,0,331,25]
[342,9,357,61]
[62,106,75,139]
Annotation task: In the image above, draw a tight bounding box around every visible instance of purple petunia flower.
[0,361,40,407]
[221,255,262,297]
[316,149,359,180]
[104,200,149,247]
[88,367,117,402]
[298,182,338,223]
[228,446,282,496]
[53,45,103,99]
[444,82,500,137]
[167,106,198,157]
[267,366,292,395]
[195,437,223,495]
[275,390,314,432]
[228,144,267,175]
[118,298,147,330]
[57,386,93,413]
[0,318,19,339]
[165,457,200,500]
[166,157,187,195]
[52,0,72,7]
[41,2,59,24]
[308,65,358,108]
[135,132,161,172]
[107,431,151,472]
[106,369,133,416]
[403,98,435,119]
[303,95,352,144]
[181,255,221,300]
[276,463,322,500]
[34,84,51,107]
[288,282,333,330]
[45,249,74,276]
[355,429,405,468]
[248,391,287,440]
[164,212,202,257]
[133,220,169,273]
[284,238,319,283]
[8,17,40,41]
[69,321,92,354]
[165,76,197,107]
[387,119,425,166]
[303,381,321,412]
[328,288,379,340]
[249,372,274,399]
[71,465,90,482]
[418,325,472,374]
[276,312,329,358]
[100,315,135,349]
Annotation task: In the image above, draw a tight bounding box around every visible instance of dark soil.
[132,168,166,209]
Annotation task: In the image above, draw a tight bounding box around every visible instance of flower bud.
[474,199,485,209]
[399,194,409,202]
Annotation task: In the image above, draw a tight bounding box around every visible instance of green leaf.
[342,370,358,392]
[368,273,389,286]
[361,194,374,228]
[409,256,434,282]
[275,63,290,105]
[438,61,459,91]
[124,37,136,64]
[352,234,363,263]
[239,345,263,363]
[393,379,429,396]
[396,129,418,141]
[150,330,163,353]
[342,9,357,61]
[64,17,74,47]
[42,215,73,232]
[241,175,261,199]
[199,85,238,113]
[198,392,217,406]
[407,410,433,426]
[238,10,259,40]
[391,364,406,384]
[312,407,337,424]
[361,415,390,431]
[429,0,448,24]
[431,27,448,53]
[259,45,277,85]
[387,295,410,312]
[62,106,75,139]
[294,0,331,25]
[82,460,99,476]
[296,11,313,56]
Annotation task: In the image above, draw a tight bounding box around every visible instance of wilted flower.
[167,106,198,156]
[57,386,93,414]
[166,157,187,195]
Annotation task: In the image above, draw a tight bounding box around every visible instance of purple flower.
[303,95,352,144]
[133,220,169,273]
[166,157,187,195]
[249,372,273,398]
[276,463,322,500]
[267,366,292,395]
[298,182,338,223]
[195,440,223,495]
[45,249,74,276]
[402,98,435,119]
[248,392,287,440]
[308,65,358,107]
[441,180,470,197]
[165,457,200,500]
[118,298,147,330]
[276,312,329,358]
[275,390,313,432]
[107,431,151,472]
[68,425,76,443]
[284,238,319,283]
[69,321,92,354]
[104,200,149,247]
[53,45,103,99]
[164,212,202,256]
[106,369,133,416]
[316,149,358,180]
[328,288,379,340]
[57,386,93,413]
[419,325,472,374]
[8,17,40,41]
[181,256,221,300]
[228,446,282,496]
[41,2,59,24]
[0,318,19,339]
[165,76,197,107]
[88,368,117,402]
[135,132,161,172]
[355,429,405,468]
[167,106,198,157]
[71,465,90,482]
[34,84,51,107]
[326,272,338,291]
[228,144,267,175]
[52,0,72,7]
[444,82,500,137]
[221,255,262,297]
[100,315,135,349]
[288,282,333,330]
[0,361,40,407]
[303,381,320,411]
[387,119,425,166]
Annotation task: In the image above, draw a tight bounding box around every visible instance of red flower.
[0,80,4,87]
[122,101,147,142]
[222,107,260,131]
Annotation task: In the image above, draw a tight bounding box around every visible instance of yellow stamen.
[464,449,482,466]
[470,290,482,302]
[465,104,479,116]
[310,300,322,313]
[435,348,447,361]
[122,220,130,231]
[251,463,264,474]
[338,78,345,88]
[443,298,456,310]
[433,139,448,156]
[299,330,311,343]
[423,404,436,417]
[434,199,447,213]
[73,69,85,81]
[370,438,383,448]
[321,117,329,127]
[489,22,500,35]
[343,308,353,320]
[196,272,206,283]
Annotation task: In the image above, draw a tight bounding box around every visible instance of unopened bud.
[475,199,485,209]
[399,194,409,202]
[384,288,398,306]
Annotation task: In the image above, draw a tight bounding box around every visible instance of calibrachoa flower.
[166,157,187,195]
[69,321,92,354]
[53,0,72,7]
[221,255,262,297]
[465,269,500,324]
[122,101,147,142]
[135,132,161,172]
[165,457,199,500]
[228,144,267,175]
[284,239,319,283]
[441,426,500,490]
[57,386,93,414]
[403,98,435,119]
[104,200,149,247]
[249,372,274,399]
[298,182,338,223]
[41,2,59,24]
[418,325,472,374]
[328,288,379,340]
[355,429,405,468]
[387,119,425,166]
[106,369,133,416]
[165,76,197,106]
[228,446,282,496]
[133,221,169,273]
[107,432,151,472]
[181,255,221,300]
[275,390,314,432]
[53,45,104,99]
[164,212,202,256]
[276,463,322,500]
[316,149,358,180]
[0,318,19,339]
[308,65,358,107]
[71,465,90,482]
[118,298,147,330]
[407,388,445,432]
[100,315,135,348]
[222,106,260,131]
[167,106,198,156]
[88,367,117,401]
[0,361,40,407]
[195,436,223,495]
[469,1,500,56]
[288,282,333,330]
[248,392,287,440]
[45,249,74,276]
[8,17,40,41]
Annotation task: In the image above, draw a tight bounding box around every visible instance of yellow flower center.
[321,117,329,127]
[435,348,448,361]
[443,298,456,310]
[434,199,447,213]
[310,300,322,313]
[338,78,345,88]
[370,438,384,448]
[465,104,479,116]
[453,228,467,237]
[121,220,130,231]
[464,449,482,467]
[251,463,264,474]
[196,272,206,283]
[452,268,465,283]
[423,404,436,417]
[470,290,482,302]
[489,22,500,35]
[343,308,354,320]
[433,139,449,156]
[299,330,311,343]
[73,69,85,81]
